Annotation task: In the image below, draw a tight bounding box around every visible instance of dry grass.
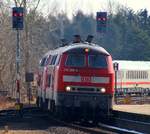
[0,96,15,110]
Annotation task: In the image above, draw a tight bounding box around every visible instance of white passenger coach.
[113,60,150,96]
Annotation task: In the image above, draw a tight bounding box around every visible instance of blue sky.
[40,0,149,18]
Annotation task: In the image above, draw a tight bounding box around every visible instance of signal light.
[102,17,106,21]
[19,13,23,16]
[96,12,107,33]
[85,48,89,52]
[12,7,24,30]
[13,13,17,17]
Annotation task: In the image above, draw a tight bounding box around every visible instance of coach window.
[129,71,131,79]
[55,55,60,65]
[88,54,107,68]
[141,71,143,79]
[131,71,133,79]
[143,71,146,79]
[145,71,148,79]
[143,71,148,79]
[135,71,137,79]
[65,54,85,67]
[126,71,129,79]
[45,55,51,65]
[47,75,51,87]
[138,71,140,79]
[128,71,132,79]
[122,71,124,79]
[40,57,47,66]
[142,71,144,79]
[133,71,136,79]
[118,71,124,79]
[126,72,128,79]
[145,71,147,79]
[132,71,134,79]
[139,71,141,79]
[143,71,145,79]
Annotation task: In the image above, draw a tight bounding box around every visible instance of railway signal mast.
[12,7,24,104]
[113,62,119,104]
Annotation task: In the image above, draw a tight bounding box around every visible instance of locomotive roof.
[113,60,150,70]
[44,42,110,57]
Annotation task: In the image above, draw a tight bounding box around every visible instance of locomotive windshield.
[88,54,107,68]
[65,54,85,67]
[65,47,108,68]
[65,53,107,68]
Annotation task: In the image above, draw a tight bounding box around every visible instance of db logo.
[81,76,91,83]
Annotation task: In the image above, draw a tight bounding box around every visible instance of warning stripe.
[63,75,109,83]
[117,81,150,85]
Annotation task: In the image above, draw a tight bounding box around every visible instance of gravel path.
[0,127,89,134]
[0,112,90,134]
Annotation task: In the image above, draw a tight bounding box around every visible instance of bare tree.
[0,0,60,100]
[0,1,16,95]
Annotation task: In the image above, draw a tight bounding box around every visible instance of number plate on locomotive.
[81,76,91,83]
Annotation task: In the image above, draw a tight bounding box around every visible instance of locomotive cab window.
[65,54,85,67]
[88,54,107,68]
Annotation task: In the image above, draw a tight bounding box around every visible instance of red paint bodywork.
[38,45,115,96]
[55,53,114,94]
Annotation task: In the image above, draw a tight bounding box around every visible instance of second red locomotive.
[36,36,114,121]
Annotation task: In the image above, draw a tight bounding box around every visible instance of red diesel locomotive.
[36,36,114,120]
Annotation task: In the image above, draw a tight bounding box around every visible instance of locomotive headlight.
[65,86,71,91]
[100,88,106,93]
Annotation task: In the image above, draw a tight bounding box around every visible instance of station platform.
[113,104,150,115]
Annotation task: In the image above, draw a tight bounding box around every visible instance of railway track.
[0,107,117,134]
[109,110,150,134]
[49,116,117,134]
[0,107,149,134]
[49,114,145,134]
